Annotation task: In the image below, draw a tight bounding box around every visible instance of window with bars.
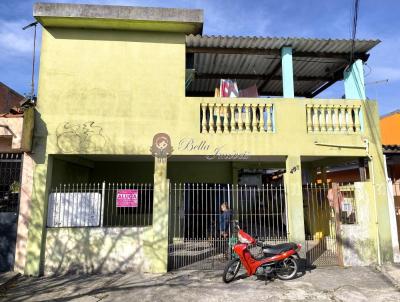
[47,182,153,228]
[0,153,22,213]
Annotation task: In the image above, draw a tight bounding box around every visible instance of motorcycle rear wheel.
[275,257,298,280]
[222,258,241,283]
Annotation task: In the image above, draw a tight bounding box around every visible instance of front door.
[0,153,22,272]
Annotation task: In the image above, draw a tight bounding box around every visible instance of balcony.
[185,36,376,140]
[194,98,365,136]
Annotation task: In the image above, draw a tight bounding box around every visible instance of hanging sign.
[116,189,138,207]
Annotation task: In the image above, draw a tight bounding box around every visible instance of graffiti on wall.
[56,121,106,153]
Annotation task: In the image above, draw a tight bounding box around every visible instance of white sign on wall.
[47,192,103,227]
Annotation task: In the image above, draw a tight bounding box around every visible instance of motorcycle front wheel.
[275,257,298,280]
[222,258,241,283]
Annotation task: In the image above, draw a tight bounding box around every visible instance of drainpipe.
[364,138,382,266]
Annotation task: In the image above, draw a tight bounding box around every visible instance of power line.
[365,79,389,86]
[22,21,38,100]
[349,0,360,65]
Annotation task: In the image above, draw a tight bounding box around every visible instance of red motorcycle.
[222,221,302,283]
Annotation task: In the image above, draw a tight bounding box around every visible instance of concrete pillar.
[148,159,169,273]
[368,152,394,264]
[24,154,53,276]
[281,46,294,98]
[285,155,305,247]
[14,153,35,273]
[344,59,366,100]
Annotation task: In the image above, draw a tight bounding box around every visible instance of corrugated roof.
[185,35,380,97]
[186,35,379,54]
[383,145,400,153]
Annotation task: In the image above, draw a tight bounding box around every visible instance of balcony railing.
[306,103,362,134]
[200,102,274,134]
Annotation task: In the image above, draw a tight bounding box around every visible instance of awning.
[186,35,380,97]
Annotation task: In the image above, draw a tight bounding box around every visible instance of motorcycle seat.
[262,242,298,255]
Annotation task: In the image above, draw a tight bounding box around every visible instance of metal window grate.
[0,153,22,213]
[47,182,153,228]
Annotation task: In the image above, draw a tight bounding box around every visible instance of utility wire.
[349,0,360,65]
[22,21,38,100]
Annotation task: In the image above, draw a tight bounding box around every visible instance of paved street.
[2,266,400,302]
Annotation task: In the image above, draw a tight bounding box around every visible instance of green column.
[25,154,53,276]
[344,59,366,100]
[281,46,294,98]
[285,155,305,246]
[148,159,169,273]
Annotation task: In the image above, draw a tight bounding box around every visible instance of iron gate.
[168,183,288,270]
[0,153,22,272]
[303,183,355,267]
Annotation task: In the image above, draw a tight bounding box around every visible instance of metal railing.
[168,183,287,270]
[169,183,287,240]
[47,182,153,228]
[0,153,22,213]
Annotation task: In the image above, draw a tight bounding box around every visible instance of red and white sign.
[116,189,138,207]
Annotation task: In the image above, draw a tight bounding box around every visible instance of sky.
[0,0,399,115]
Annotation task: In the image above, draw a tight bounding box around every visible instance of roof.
[186,35,380,97]
[0,82,24,114]
[383,145,400,153]
[381,109,400,119]
[34,3,203,34]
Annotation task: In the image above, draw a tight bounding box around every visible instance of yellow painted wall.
[45,227,153,274]
[34,29,379,159]
[24,25,393,275]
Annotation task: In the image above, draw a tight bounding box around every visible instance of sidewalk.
[2,266,400,302]
[380,263,400,289]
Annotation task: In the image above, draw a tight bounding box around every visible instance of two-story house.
[0,82,34,273]
[18,2,394,275]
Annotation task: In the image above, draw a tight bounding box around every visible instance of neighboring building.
[18,3,394,276]
[0,83,34,272]
[380,111,400,256]
[381,110,400,180]
[0,82,24,114]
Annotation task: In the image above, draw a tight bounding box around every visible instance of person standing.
[219,202,232,238]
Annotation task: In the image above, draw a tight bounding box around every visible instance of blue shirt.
[219,210,232,232]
